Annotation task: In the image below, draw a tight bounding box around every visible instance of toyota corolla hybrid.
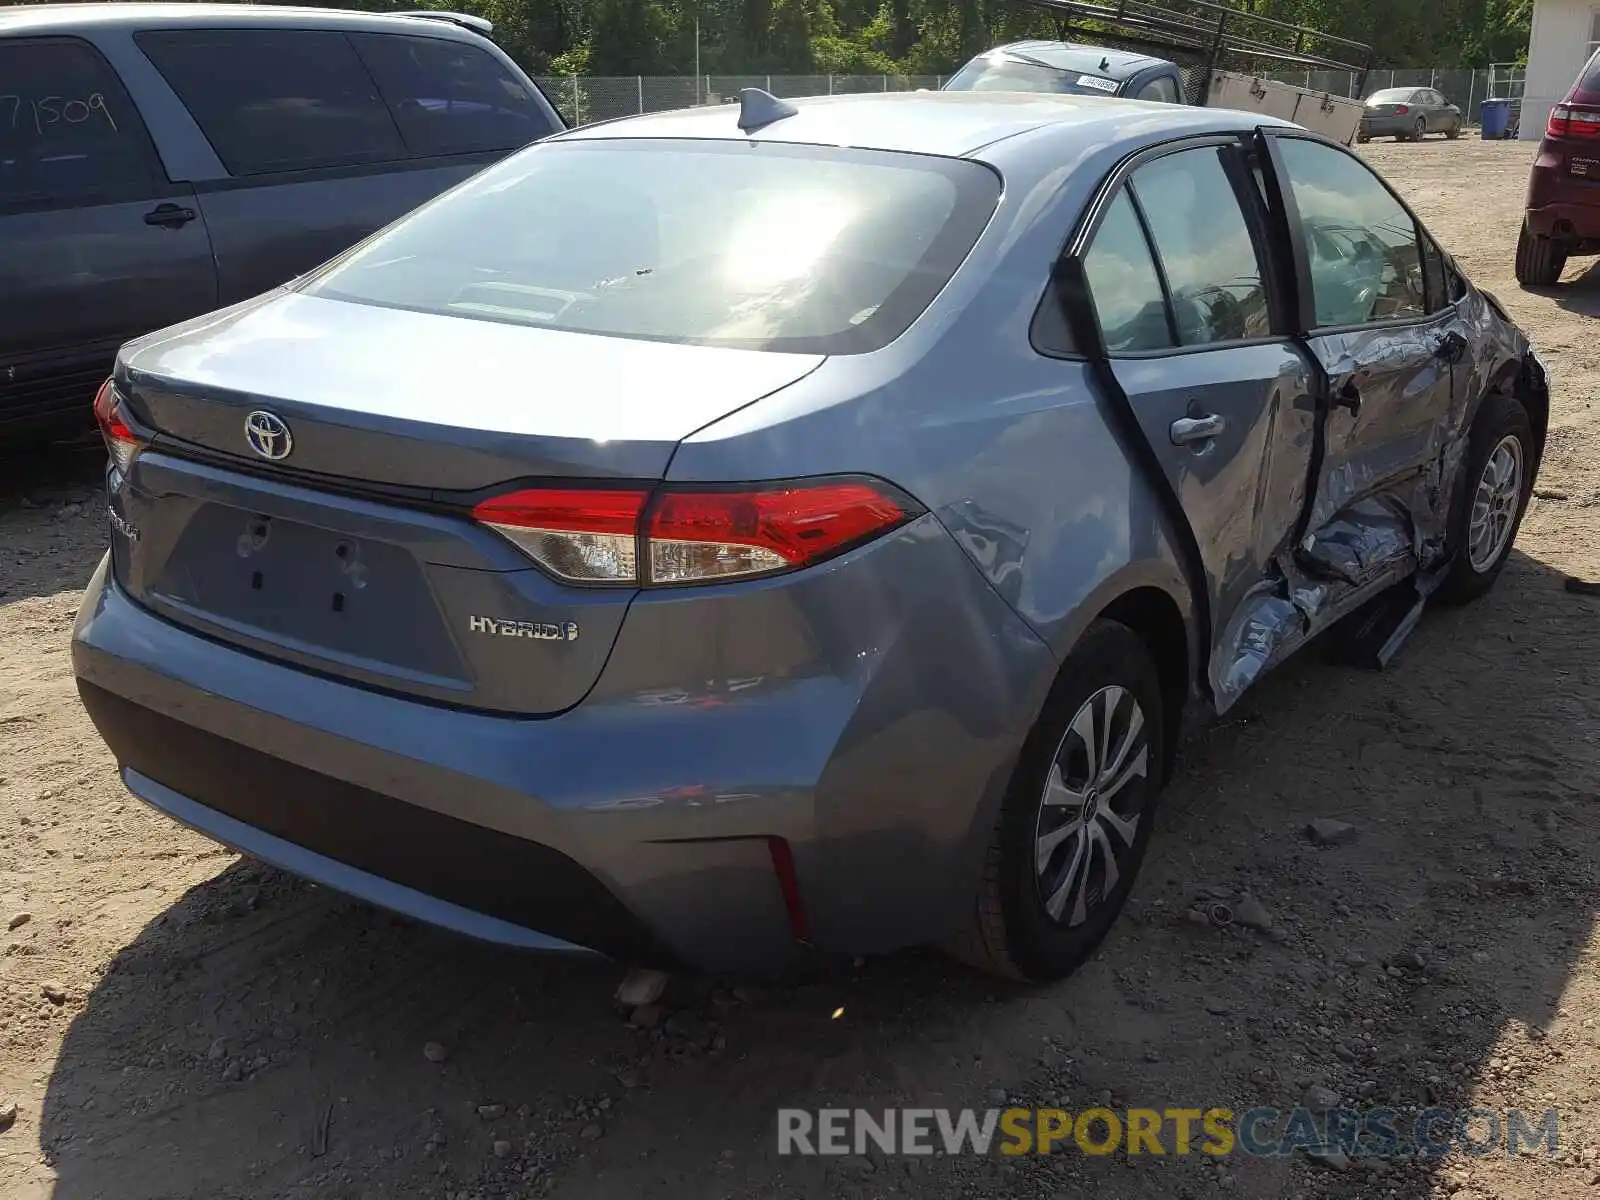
[74,89,1548,982]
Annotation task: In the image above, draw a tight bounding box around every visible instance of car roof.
[0,2,482,37]
[557,91,1293,161]
[979,40,1167,80]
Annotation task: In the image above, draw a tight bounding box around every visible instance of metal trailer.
[1011,0,1374,142]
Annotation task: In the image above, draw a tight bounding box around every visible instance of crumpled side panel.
[1298,492,1417,586]
[1214,584,1304,706]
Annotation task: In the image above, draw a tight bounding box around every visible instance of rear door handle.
[145,203,197,228]
[1334,380,1362,416]
[1169,413,1226,445]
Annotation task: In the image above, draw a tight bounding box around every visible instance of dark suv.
[1517,47,1600,285]
[0,3,563,435]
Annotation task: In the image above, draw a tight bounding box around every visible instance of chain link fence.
[533,69,1517,128]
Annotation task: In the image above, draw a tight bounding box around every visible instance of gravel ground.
[1,138,1598,1200]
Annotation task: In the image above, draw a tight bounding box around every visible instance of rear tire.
[1438,392,1534,605]
[1411,117,1428,142]
[1515,223,1568,286]
[949,620,1165,983]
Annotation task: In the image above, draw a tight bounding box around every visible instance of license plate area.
[149,503,465,680]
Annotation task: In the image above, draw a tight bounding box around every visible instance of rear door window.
[136,29,406,175]
[350,34,555,157]
[0,38,159,202]
[1130,146,1271,345]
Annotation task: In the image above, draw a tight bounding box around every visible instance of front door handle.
[1169,413,1226,446]
[144,203,197,228]
[1433,331,1468,363]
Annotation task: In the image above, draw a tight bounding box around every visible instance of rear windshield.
[1365,89,1418,104]
[299,138,999,354]
[944,57,1122,97]
[1576,50,1600,103]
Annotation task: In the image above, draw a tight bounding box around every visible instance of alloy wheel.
[1467,434,1524,572]
[1033,685,1150,927]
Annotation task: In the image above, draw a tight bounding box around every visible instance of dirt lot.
[2,138,1599,1200]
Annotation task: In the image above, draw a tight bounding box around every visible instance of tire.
[1515,223,1568,286]
[1438,392,1535,605]
[950,619,1166,983]
[1446,120,1461,140]
[1411,117,1428,142]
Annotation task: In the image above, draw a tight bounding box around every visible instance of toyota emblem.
[244,410,293,461]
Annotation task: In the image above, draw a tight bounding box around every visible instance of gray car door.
[1070,138,1320,706]
[1261,131,1464,576]
[0,35,215,427]
[134,28,557,306]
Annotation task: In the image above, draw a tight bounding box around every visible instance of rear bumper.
[72,515,1055,972]
[1525,150,1600,242]
[1360,116,1416,138]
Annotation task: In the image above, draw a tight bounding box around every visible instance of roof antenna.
[736,87,799,134]
[1100,55,1111,71]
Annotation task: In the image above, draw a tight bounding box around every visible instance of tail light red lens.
[1394,104,1410,115]
[471,488,646,583]
[1548,104,1600,139]
[92,377,140,473]
[647,482,907,584]
[471,478,913,587]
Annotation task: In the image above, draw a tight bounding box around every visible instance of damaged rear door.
[1069,137,1320,711]
[1261,132,1469,589]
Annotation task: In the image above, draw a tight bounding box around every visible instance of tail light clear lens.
[471,478,914,587]
[1548,104,1600,139]
[471,488,646,582]
[92,377,140,474]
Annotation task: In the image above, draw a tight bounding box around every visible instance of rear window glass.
[1576,50,1600,103]
[1365,89,1418,104]
[299,139,1000,355]
[349,33,555,157]
[0,38,157,201]
[137,29,406,175]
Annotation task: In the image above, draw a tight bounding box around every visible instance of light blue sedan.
[75,88,1547,981]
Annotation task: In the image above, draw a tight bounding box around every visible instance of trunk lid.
[119,291,823,488]
[110,292,823,715]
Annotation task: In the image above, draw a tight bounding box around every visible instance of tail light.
[1394,104,1410,115]
[1547,104,1600,139]
[93,377,141,474]
[471,478,916,587]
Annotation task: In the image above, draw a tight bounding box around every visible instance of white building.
[1523,0,1600,138]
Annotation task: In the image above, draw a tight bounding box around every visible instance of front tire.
[1446,119,1462,139]
[1438,392,1534,605]
[951,620,1165,983]
[1515,223,1568,286]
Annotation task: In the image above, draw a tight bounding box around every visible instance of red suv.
[1518,48,1600,285]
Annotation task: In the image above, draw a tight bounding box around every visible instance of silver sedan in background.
[1360,86,1465,141]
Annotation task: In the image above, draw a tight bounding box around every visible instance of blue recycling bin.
[1481,98,1513,139]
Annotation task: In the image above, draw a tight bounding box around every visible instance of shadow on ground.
[33,548,1600,1200]
[1539,258,1600,318]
